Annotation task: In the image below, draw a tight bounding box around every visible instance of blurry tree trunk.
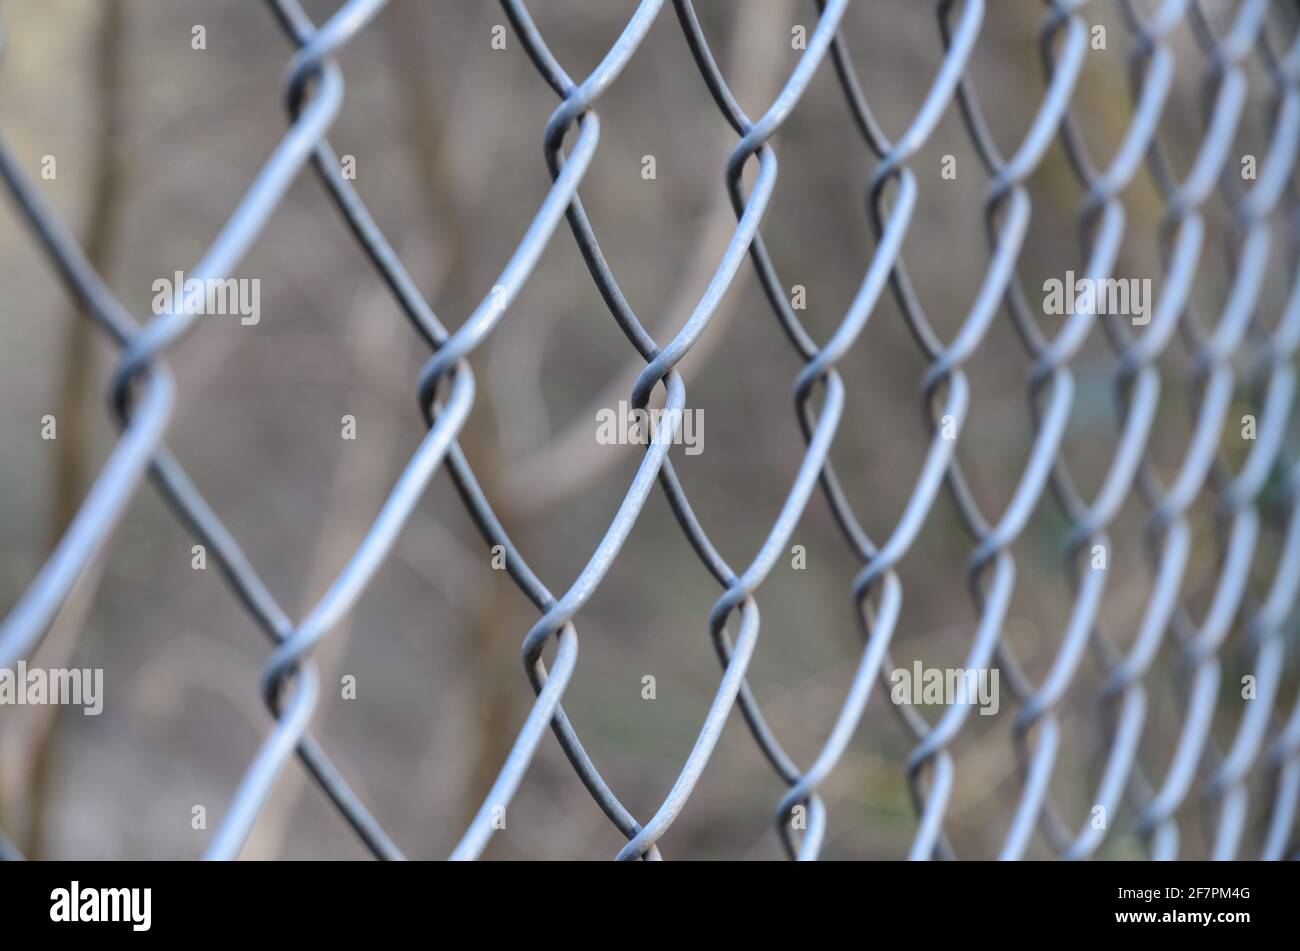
[383,4,529,848]
[241,256,413,859]
[14,0,126,859]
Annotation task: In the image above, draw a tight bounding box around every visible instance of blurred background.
[1,0,1298,859]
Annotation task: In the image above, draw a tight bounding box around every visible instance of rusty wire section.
[2,0,1300,860]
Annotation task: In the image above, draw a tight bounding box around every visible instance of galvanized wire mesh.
[2,0,1300,860]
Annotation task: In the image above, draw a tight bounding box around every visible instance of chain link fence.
[1,0,1299,860]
